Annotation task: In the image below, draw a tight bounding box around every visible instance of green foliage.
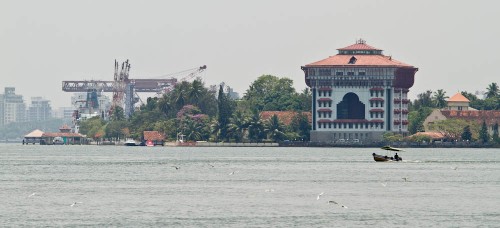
[411,90,434,110]
[408,134,432,143]
[461,125,472,141]
[486,82,499,99]
[105,120,128,141]
[479,121,489,143]
[243,75,307,112]
[383,132,403,142]
[493,123,500,144]
[289,112,311,141]
[110,106,125,121]
[264,114,285,142]
[408,107,433,134]
[217,85,235,141]
[432,89,449,108]
[429,119,479,141]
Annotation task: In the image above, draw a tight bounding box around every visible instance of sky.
[1,0,499,108]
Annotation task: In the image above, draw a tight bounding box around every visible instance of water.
[1,144,499,227]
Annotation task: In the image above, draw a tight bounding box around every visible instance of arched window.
[337,93,365,119]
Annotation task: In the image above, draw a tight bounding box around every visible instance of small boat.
[124,139,139,146]
[373,146,403,162]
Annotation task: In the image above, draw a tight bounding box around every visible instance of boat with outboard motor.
[372,146,403,162]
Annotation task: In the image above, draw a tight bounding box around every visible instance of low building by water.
[24,125,86,145]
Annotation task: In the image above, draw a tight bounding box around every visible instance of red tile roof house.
[143,131,166,146]
[24,125,86,145]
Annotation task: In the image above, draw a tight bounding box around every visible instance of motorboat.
[124,139,139,146]
[373,146,403,162]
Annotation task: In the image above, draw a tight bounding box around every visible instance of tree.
[408,107,433,134]
[227,111,250,142]
[243,75,302,112]
[110,106,125,121]
[429,119,477,141]
[264,114,285,142]
[479,121,489,143]
[290,112,311,141]
[485,82,499,99]
[461,125,472,141]
[217,85,234,141]
[461,91,478,102]
[492,123,499,144]
[432,89,449,108]
[411,90,434,110]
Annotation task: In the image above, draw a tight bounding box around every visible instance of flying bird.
[317,192,324,200]
[402,177,409,182]
[28,193,36,198]
[70,202,83,207]
[380,182,387,187]
[451,166,458,170]
[171,166,180,170]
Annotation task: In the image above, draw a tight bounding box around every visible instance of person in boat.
[394,153,400,161]
[372,153,376,156]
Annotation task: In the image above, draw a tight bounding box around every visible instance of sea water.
[1,144,499,227]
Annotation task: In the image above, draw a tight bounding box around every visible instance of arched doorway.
[337,93,365,119]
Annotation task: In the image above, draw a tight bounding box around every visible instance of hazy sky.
[1,0,499,108]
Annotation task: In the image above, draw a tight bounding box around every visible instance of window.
[336,71,343,76]
[348,56,357,64]
[347,71,355,76]
[359,71,366,76]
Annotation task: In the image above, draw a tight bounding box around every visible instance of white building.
[0,87,26,126]
[301,40,418,142]
[27,97,52,122]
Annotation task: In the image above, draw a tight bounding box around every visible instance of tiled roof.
[25,129,44,138]
[144,131,165,141]
[337,43,381,51]
[440,110,500,125]
[306,54,413,67]
[448,93,470,102]
[260,111,312,125]
[42,132,84,137]
[411,131,445,140]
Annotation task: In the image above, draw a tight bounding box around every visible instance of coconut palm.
[486,82,499,98]
[189,79,204,104]
[264,114,285,142]
[432,89,448,108]
[227,111,250,142]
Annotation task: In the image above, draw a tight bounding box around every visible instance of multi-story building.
[27,97,52,122]
[301,39,418,142]
[0,87,27,126]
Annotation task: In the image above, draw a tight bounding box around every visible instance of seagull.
[229,171,236,175]
[208,163,215,168]
[28,193,36,198]
[380,182,387,187]
[171,166,180,170]
[402,177,409,182]
[328,200,348,208]
[70,202,82,207]
[317,192,324,200]
[451,166,458,170]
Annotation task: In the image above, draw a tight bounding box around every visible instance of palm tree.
[189,79,204,104]
[227,111,250,142]
[264,114,285,142]
[486,82,499,98]
[248,112,264,142]
[432,89,448,108]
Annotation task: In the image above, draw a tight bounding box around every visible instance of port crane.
[62,61,206,118]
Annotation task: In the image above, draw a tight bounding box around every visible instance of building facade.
[27,97,52,122]
[301,40,418,142]
[0,87,26,126]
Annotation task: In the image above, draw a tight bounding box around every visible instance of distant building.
[301,39,418,142]
[27,97,52,122]
[423,94,500,135]
[53,107,75,119]
[0,87,26,126]
[446,93,471,111]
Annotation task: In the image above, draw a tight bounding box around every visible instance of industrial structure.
[62,60,206,119]
[301,39,418,142]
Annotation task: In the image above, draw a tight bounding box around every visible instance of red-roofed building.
[301,39,418,142]
[424,109,500,135]
[446,93,470,111]
[143,131,165,146]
